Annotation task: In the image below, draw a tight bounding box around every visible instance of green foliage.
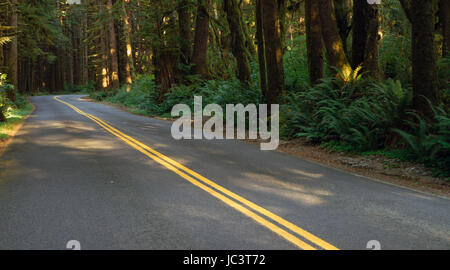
[281,78,412,151]
[393,104,450,178]
[283,35,310,92]
[379,0,412,83]
[63,81,96,94]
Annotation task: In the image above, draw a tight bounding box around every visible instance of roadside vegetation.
[0,75,32,142]
[1,0,449,181]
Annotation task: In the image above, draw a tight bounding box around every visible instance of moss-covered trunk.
[223,0,251,83]
[318,0,351,77]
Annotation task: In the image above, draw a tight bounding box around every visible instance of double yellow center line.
[54,96,339,250]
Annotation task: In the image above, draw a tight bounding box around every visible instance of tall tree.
[255,0,267,99]
[260,0,285,104]
[440,0,450,57]
[192,0,210,78]
[352,0,380,79]
[122,0,135,91]
[411,0,440,118]
[334,0,352,56]
[223,0,251,83]
[318,0,351,77]
[107,0,120,89]
[178,0,193,66]
[7,0,17,102]
[305,0,324,85]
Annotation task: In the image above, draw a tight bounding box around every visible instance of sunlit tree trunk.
[334,0,352,56]
[318,0,351,77]
[192,0,210,78]
[305,0,324,85]
[107,0,120,89]
[411,0,440,118]
[100,23,110,90]
[122,0,135,91]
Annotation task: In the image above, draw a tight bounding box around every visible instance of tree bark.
[7,0,18,102]
[399,0,412,22]
[352,0,380,79]
[261,0,285,104]
[122,0,135,91]
[223,0,251,83]
[305,0,324,85]
[352,0,367,69]
[363,3,380,79]
[107,0,120,89]
[255,0,268,99]
[440,0,450,57]
[411,0,440,118]
[178,0,193,66]
[192,0,210,78]
[100,23,110,90]
[318,0,351,77]
[334,0,352,56]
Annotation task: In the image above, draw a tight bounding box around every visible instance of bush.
[281,78,412,151]
[393,103,450,178]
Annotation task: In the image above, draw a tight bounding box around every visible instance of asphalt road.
[0,95,449,250]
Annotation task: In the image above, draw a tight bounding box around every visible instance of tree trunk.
[277,0,286,52]
[261,0,285,104]
[363,3,380,79]
[7,0,18,102]
[440,0,450,57]
[255,0,268,99]
[178,0,192,66]
[352,0,380,79]
[223,0,251,83]
[192,0,210,78]
[100,23,110,90]
[305,0,324,85]
[399,0,412,22]
[352,0,367,69]
[318,0,351,77]
[107,0,120,89]
[411,0,440,118]
[122,0,135,91]
[334,0,352,57]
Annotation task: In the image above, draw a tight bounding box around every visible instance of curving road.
[0,95,449,250]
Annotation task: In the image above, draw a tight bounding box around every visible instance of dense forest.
[0,0,449,178]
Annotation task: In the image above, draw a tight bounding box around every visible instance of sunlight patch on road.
[53,96,339,250]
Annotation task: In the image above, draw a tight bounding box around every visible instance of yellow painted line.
[54,96,339,250]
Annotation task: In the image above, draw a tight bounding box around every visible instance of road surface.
[0,95,449,250]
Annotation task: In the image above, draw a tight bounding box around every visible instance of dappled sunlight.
[27,121,120,151]
[363,203,450,242]
[285,168,323,179]
[235,172,331,206]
